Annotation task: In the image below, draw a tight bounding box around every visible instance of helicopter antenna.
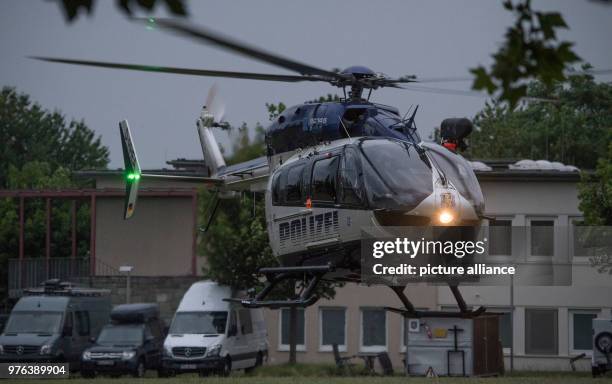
[338,117,351,139]
[406,105,419,130]
[402,104,413,121]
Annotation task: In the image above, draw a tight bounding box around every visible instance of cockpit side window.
[286,163,305,204]
[271,172,283,205]
[339,147,365,207]
[311,156,340,203]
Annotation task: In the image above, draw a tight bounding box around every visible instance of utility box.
[405,315,502,377]
[592,318,612,377]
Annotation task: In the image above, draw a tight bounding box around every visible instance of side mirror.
[62,326,72,337]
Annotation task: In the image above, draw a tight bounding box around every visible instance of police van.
[161,281,268,376]
[0,279,111,368]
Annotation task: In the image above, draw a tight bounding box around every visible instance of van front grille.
[172,346,206,358]
[4,345,39,355]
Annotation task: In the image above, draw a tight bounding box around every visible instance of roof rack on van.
[22,279,110,297]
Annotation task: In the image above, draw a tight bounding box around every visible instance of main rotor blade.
[142,18,340,79]
[30,56,325,83]
[400,84,557,102]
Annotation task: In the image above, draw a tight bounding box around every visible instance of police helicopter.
[33,18,488,318]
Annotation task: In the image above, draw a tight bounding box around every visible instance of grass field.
[11,364,608,384]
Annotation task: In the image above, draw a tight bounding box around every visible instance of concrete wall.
[95,196,197,276]
[77,276,200,323]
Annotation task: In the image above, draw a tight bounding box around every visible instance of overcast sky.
[1,0,611,169]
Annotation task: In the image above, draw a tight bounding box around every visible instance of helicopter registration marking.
[278,210,339,247]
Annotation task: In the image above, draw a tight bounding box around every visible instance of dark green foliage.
[471,0,580,107]
[57,0,187,22]
[0,87,109,187]
[465,73,612,170]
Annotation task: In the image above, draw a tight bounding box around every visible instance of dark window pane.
[321,308,345,346]
[499,312,512,348]
[311,157,339,202]
[362,309,385,347]
[239,309,253,335]
[525,309,557,355]
[573,313,597,350]
[286,164,305,203]
[530,220,554,256]
[272,172,282,205]
[281,308,305,345]
[490,220,512,256]
[340,148,364,206]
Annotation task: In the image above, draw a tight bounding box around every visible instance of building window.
[499,311,512,349]
[571,218,587,258]
[570,311,598,353]
[279,308,305,351]
[319,307,346,352]
[529,219,554,256]
[489,219,512,256]
[311,156,339,202]
[525,309,558,355]
[360,308,386,352]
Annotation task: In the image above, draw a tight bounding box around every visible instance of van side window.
[311,156,339,203]
[64,312,73,335]
[238,309,253,334]
[285,164,305,204]
[75,311,90,336]
[228,310,238,335]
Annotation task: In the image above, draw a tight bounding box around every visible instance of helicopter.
[34,18,488,318]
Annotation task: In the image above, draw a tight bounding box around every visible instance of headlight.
[438,210,454,224]
[82,351,92,360]
[39,345,52,355]
[206,344,221,357]
[121,351,136,360]
[163,345,172,357]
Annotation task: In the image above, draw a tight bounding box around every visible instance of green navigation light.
[126,173,141,181]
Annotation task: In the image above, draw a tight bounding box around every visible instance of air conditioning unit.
[592,318,612,377]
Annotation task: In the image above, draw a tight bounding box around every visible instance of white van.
[161,281,267,376]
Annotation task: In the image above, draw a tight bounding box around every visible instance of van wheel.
[220,356,231,377]
[132,359,146,378]
[245,352,263,374]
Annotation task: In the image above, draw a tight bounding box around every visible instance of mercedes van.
[0,280,111,368]
[161,281,267,376]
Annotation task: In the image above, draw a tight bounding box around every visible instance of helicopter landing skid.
[225,264,334,309]
[385,284,486,318]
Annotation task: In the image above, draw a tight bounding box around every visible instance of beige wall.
[264,283,436,368]
[95,196,196,276]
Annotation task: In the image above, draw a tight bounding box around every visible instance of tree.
[471,0,581,107]
[578,143,612,274]
[465,72,612,170]
[0,87,110,187]
[0,87,109,303]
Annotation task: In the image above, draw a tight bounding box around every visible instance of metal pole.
[45,198,51,279]
[126,271,131,304]
[510,273,514,372]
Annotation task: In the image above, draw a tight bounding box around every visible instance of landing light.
[438,211,454,224]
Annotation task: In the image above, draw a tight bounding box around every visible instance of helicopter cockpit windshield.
[357,138,433,211]
[340,108,420,143]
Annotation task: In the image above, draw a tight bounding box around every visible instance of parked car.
[81,303,166,378]
[0,279,111,368]
[161,281,268,376]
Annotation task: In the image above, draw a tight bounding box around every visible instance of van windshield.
[169,311,228,335]
[97,325,143,346]
[4,311,63,334]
